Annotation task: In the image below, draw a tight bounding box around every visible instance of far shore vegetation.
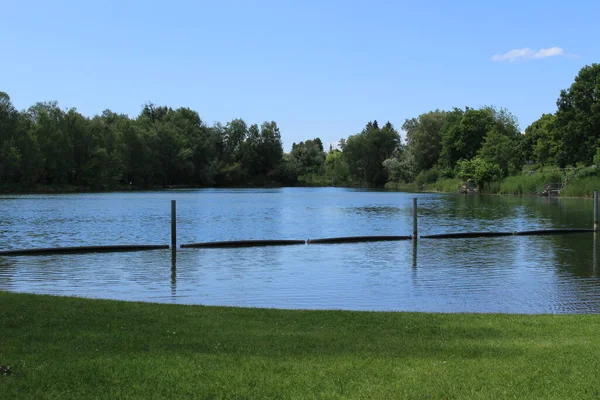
[2,63,600,197]
[3,291,600,399]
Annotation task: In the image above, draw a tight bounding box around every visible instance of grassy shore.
[386,167,600,198]
[2,292,600,399]
[385,178,462,194]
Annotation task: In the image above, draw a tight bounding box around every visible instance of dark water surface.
[1,188,599,313]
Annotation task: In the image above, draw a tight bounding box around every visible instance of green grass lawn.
[2,291,600,399]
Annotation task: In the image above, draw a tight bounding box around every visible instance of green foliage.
[498,168,564,195]
[415,167,440,187]
[523,114,559,165]
[0,94,288,190]
[431,178,462,192]
[343,121,400,186]
[238,122,284,183]
[403,110,447,174]
[439,107,521,171]
[477,128,522,176]
[297,172,333,186]
[440,108,490,168]
[290,138,326,176]
[381,158,402,181]
[28,101,74,184]
[456,159,476,181]
[456,157,503,190]
[561,176,600,197]
[0,138,22,182]
[383,181,419,191]
[382,145,415,183]
[594,148,600,169]
[3,63,599,193]
[323,150,350,186]
[221,118,247,164]
[555,63,600,166]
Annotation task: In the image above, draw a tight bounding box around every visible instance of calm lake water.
[1,188,599,314]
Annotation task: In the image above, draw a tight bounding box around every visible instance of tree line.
[1,63,598,191]
[0,91,399,190]
[0,98,289,189]
[392,63,600,189]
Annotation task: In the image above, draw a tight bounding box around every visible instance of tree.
[0,92,346,190]
[382,143,415,183]
[440,107,493,169]
[0,138,22,183]
[0,92,22,183]
[140,102,169,123]
[239,121,283,182]
[259,121,284,173]
[222,118,247,164]
[0,92,18,141]
[403,110,447,174]
[117,119,151,187]
[343,121,400,186]
[456,157,503,190]
[290,138,326,177]
[63,109,93,185]
[477,128,522,176]
[168,107,218,185]
[324,149,349,185]
[27,101,73,184]
[554,63,600,166]
[80,111,126,187]
[522,114,559,165]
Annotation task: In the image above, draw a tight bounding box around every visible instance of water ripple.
[1,189,599,313]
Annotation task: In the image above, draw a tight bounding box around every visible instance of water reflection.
[0,257,16,290]
[345,206,404,215]
[594,233,598,276]
[1,188,600,313]
[171,252,177,298]
[412,239,417,269]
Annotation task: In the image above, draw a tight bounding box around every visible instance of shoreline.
[1,182,597,199]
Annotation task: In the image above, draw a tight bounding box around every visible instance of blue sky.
[2,0,598,150]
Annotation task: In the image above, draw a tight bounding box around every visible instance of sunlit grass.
[561,176,600,197]
[384,181,419,191]
[498,170,563,195]
[431,178,462,193]
[2,291,600,399]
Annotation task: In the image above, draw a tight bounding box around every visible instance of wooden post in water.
[595,191,599,232]
[171,200,177,257]
[412,198,418,239]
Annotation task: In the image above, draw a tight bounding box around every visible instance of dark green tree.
[323,149,350,185]
[343,121,400,185]
[222,118,247,164]
[554,63,600,166]
[0,92,23,183]
[439,108,492,169]
[403,110,447,174]
[522,114,559,165]
[476,108,523,176]
[290,138,326,177]
[27,101,73,184]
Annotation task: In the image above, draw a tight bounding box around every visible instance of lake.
[1,187,599,314]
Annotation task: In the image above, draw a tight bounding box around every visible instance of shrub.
[415,167,440,186]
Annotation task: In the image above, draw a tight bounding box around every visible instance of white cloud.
[491,47,569,62]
